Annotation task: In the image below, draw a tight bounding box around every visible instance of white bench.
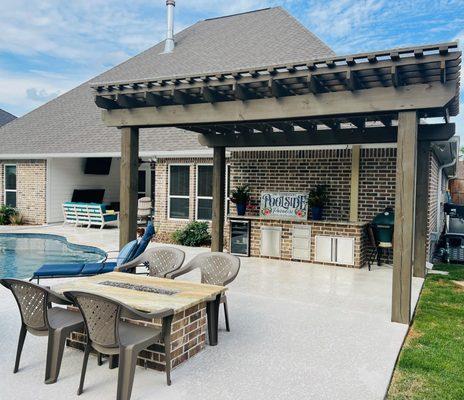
[63,203,119,229]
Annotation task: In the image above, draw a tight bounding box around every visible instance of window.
[4,165,17,207]
[169,165,190,219]
[226,164,231,215]
[196,165,213,220]
[138,170,147,198]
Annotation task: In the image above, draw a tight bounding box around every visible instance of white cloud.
[0,0,166,67]
[26,88,61,102]
[0,69,81,116]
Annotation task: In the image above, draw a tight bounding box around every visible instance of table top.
[52,272,226,313]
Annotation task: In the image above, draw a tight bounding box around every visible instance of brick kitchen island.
[227,216,369,268]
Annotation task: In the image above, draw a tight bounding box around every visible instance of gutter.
[0,149,213,159]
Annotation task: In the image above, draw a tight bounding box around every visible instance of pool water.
[0,234,106,279]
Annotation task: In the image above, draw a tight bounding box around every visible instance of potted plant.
[230,185,251,216]
[308,185,329,220]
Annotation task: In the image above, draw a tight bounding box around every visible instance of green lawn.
[387,264,464,400]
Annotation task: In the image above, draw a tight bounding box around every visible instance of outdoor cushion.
[103,214,118,222]
[34,263,85,277]
[81,261,117,275]
[131,222,155,259]
[116,239,139,266]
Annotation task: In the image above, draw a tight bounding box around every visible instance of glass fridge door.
[230,220,250,256]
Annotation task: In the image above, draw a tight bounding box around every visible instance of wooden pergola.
[92,42,461,324]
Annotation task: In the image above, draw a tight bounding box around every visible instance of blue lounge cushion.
[34,263,85,277]
[116,239,139,266]
[131,221,155,259]
[103,214,117,222]
[81,261,117,275]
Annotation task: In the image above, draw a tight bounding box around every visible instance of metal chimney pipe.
[164,0,175,53]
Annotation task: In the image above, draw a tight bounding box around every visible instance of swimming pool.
[0,233,106,279]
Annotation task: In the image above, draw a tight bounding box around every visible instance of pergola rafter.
[92,42,461,117]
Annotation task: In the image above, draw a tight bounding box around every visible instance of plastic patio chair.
[137,197,152,226]
[64,291,174,400]
[114,246,185,277]
[168,252,240,332]
[0,278,84,384]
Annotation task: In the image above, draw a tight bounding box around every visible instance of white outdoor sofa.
[63,202,119,229]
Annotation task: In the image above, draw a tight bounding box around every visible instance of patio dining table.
[52,271,226,371]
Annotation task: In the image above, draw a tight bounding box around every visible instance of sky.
[0,0,463,131]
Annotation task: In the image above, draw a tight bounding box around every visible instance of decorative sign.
[260,192,309,220]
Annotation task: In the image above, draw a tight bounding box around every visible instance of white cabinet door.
[315,236,333,263]
[260,226,282,257]
[335,237,355,266]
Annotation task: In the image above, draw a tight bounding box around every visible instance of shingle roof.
[0,7,334,158]
[0,109,16,127]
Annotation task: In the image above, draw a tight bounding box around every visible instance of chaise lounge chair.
[31,222,155,283]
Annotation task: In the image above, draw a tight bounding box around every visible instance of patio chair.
[0,279,84,384]
[115,246,185,277]
[63,291,174,400]
[137,197,152,226]
[168,252,240,332]
[31,221,155,282]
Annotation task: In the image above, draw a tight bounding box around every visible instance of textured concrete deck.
[0,225,423,400]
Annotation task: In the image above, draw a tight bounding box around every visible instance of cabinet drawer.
[293,248,311,260]
[293,237,310,250]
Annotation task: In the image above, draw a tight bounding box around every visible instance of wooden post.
[119,127,139,249]
[211,147,226,252]
[350,145,361,222]
[392,111,418,324]
[413,141,430,278]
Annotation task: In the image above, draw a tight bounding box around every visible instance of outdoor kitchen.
[225,147,409,268]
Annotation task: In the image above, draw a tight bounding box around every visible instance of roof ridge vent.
[163,0,175,53]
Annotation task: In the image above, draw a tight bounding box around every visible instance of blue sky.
[0,0,463,130]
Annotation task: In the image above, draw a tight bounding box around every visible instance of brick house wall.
[230,149,352,220]
[0,160,47,224]
[449,160,464,204]
[229,148,397,223]
[358,148,397,221]
[152,147,441,266]
[154,157,213,242]
[427,153,440,258]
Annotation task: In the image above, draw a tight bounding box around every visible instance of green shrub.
[172,221,211,247]
[0,205,17,225]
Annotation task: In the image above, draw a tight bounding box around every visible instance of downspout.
[433,137,458,237]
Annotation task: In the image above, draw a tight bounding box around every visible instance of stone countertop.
[227,214,368,227]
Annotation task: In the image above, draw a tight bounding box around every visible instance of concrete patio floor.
[0,225,423,400]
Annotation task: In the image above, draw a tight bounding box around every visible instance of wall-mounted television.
[71,189,105,204]
[84,158,112,175]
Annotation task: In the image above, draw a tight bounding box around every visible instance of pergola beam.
[202,87,229,103]
[197,124,454,147]
[117,94,144,108]
[101,82,457,128]
[94,96,119,110]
